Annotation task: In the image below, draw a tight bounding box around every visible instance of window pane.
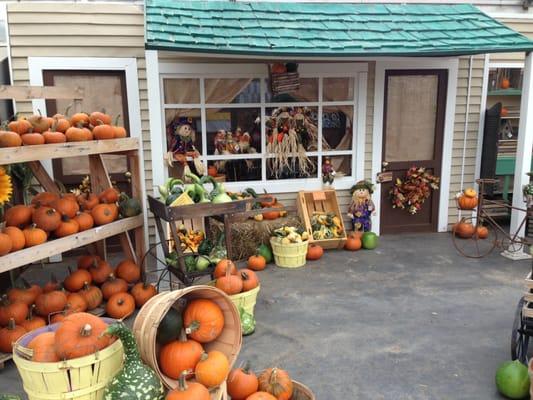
[323,77,354,101]
[385,75,437,162]
[266,107,318,152]
[163,79,200,104]
[205,79,260,104]
[322,106,353,151]
[267,156,317,180]
[206,108,261,155]
[165,109,203,158]
[208,160,261,182]
[265,78,318,103]
[323,155,351,177]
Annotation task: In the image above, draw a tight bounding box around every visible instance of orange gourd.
[215,274,243,295]
[195,350,230,388]
[501,78,511,89]
[32,206,61,232]
[77,193,99,211]
[115,259,141,283]
[89,259,114,285]
[53,117,71,133]
[54,312,110,360]
[227,362,259,400]
[34,290,67,317]
[454,220,476,238]
[31,191,59,207]
[27,332,60,362]
[64,267,92,292]
[246,392,277,400]
[8,119,32,135]
[0,130,22,147]
[0,232,12,255]
[306,244,324,260]
[28,112,50,133]
[98,187,120,204]
[65,126,89,142]
[183,299,224,343]
[66,292,88,313]
[105,292,135,319]
[23,224,47,247]
[3,226,26,251]
[91,203,118,225]
[476,225,489,239]
[240,269,259,292]
[159,332,204,379]
[457,195,478,210]
[247,255,266,271]
[20,305,46,332]
[74,211,94,231]
[130,281,157,307]
[7,279,40,306]
[101,274,128,300]
[166,372,210,400]
[5,204,33,227]
[89,111,112,126]
[43,130,67,144]
[54,216,80,238]
[0,318,27,353]
[70,113,90,127]
[258,368,293,400]
[93,124,115,140]
[112,115,127,138]
[0,296,29,326]
[79,283,103,311]
[344,233,362,251]
[51,198,79,218]
[208,165,218,177]
[21,133,45,146]
[77,254,101,270]
[214,259,237,279]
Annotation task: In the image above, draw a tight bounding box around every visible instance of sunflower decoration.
[0,166,13,205]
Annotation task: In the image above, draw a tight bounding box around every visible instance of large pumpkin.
[258,368,293,400]
[115,259,141,283]
[0,319,27,353]
[0,296,29,326]
[457,195,478,210]
[27,331,60,362]
[183,299,224,343]
[166,373,210,400]
[227,362,259,400]
[159,332,204,379]
[306,244,324,260]
[34,290,67,318]
[91,203,118,225]
[214,259,237,278]
[32,206,61,232]
[454,220,476,239]
[215,274,243,295]
[195,350,230,388]
[5,205,33,228]
[54,312,110,360]
[105,292,135,319]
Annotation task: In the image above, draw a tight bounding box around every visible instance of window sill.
[223,176,356,194]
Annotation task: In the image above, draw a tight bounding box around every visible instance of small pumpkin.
[99,187,120,204]
[5,205,33,227]
[7,280,40,306]
[476,225,489,239]
[8,119,32,135]
[208,165,218,177]
[101,274,128,300]
[183,299,224,343]
[89,111,112,126]
[54,216,80,238]
[93,124,115,140]
[0,318,27,353]
[77,254,101,270]
[66,292,88,313]
[214,259,238,279]
[454,220,476,238]
[77,193,99,211]
[258,368,293,400]
[106,292,135,319]
[43,273,60,293]
[34,290,67,317]
[0,296,28,326]
[112,115,127,138]
[246,393,277,400]
[0,131,22,147]
[91,203,118,225]
[306,244,324,260]
[21,133,45,146]
[54,312,110,360]
[51,117,70,133]
[51,197,79,218]
[42,127,66,143]
[247,255,266,271]
[3,226,25,251]
[130,281,157,307]
[166,372,210,400]
[195,350,230,388]
[20,305,46,332]
[215,274,243,295]
[115,259,141,283]
[89,259,114,285]
[70,112,90,127]
[463,188,477,198]
[32,206,62,232]
[271,63,287,74]
[65,126,89,142]
[80,283,103,310]
[227,362,259,400]
[260,194,276,208]
[23,224,47,247]
[27,112,50,133]
[50,306,76,324]
[344,232,362,251]
[0,232,12,255]
[240,269,259,292]
[64,267,92,292]
[74,211,94,231]
[501,78,511,89]
[159,331,204,379]
[27,331,60,362]
[457,195,478,210]
[31,192,59,207]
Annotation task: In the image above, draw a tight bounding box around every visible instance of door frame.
[372,58,458,235]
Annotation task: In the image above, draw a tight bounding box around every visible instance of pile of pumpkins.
[214,259,260,296]
[227,364,298,400]
[158,298,230,394]
[254,194,287,222]
[453,219,489,239]
[0,187,140,255]
[0,110,128,148]
[0,254,157,353]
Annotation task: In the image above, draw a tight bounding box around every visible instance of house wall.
[6,2,157,242]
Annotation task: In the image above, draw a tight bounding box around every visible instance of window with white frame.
[160,63,365,190]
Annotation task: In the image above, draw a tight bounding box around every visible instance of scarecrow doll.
[322,157,336,185]
[348,180,376,232]
[166,117,205,177]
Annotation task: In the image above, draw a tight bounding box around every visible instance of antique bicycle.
[451,178,533,259]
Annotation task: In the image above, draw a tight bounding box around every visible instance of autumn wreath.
[390,166,440,214]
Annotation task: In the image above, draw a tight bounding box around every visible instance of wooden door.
[380,70,447,234]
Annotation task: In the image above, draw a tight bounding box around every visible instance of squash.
[102,274,128,300]
[0,318,27,353]
[51,197,79,218]
[64,267,92,292]
[214,259,237,278]
[257,244,273,263]
[3,226,25,251]
[80,283,103,311]
[195,350,230,388]
[89,259,114,285]
[159,330,204,379]
[32,206,61,232]
[35,290,67,318]
[91,203,118,225]
[247,254,266,271]
[103,322,165,400]
[215,274,243,295]
[227,362,259,400]
[118,193,142,217]
[166,372,210,400]
[115,259,141,283]
[258,368,293,400]
[21,133,45,146]
[106,292,135,320]
[74,211,94,231]
[0,232,12,255]
[183,299,224,343]
[306,244,324,260]
[55,312,110,360]
[130,281,157,308]
[5,205,33,227]
[23,224,47,247]
[156,307,183,345]
[27,331,60,362]
[0,296,29,326]
[0,131,22,147]
[240,269,259,292]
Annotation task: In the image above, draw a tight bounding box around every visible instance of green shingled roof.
[145,1,533,57]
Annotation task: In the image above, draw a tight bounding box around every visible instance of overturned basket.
[292,380,316,400]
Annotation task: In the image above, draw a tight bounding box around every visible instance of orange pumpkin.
[77,193,99,211]
[77,254,101,270]
[306,244,324,260]
[101,274,128,300]
[112,115,127,138]
[476,225,489,239]
[214,259,237,279]
[115,259,141,283]
[43,273,60,293]
[54,312,110,360]
[65,126,89,142]
[159,332,204,379]
[34,290,67,318]
[79,283,103,311]
[7,280,40,306]
[240,269,259,292]
[262,209,280,220]
[23,224,47,247]
[247,392,277,400]
[8,119,32,135]
[5,204,33,227]
[271,63,287,74]
[51,198,79,218]
[208,165,218,177]
[463,188,477,198]
[21,133,45,146]
[20,305,46,332]
[89,111,112,126]
[227,362,259,400]
[31,192,59,207]
[166,372,210,400]
[54,216,80,238]
[27,332,60,362]
[258,368,293,400]
[130,281,157,308]
[3,226,25,251]
[501,78,511,89]
[91,203,118,225]
[247,255,266,271]
[66,292,88,313]
[53,117,71,133]
[457,195,478,210]
[98,187,120,204]
[0,318,27,353]
[105,292,135,319]
[215,274,243,295]
[344,233,362,251]
[0,130,22,147]
[454,220,476,239]
[27,113,50,133]
[64,268,92,292]
[195,350,230,388]
[93,124,115,140]
[32,206,62,232]
[70,112,90,128]
[89,259,114,285]
[74,211,94,231]
[0,296,29,326]
[183,299,224,343]
[0,232,13,255]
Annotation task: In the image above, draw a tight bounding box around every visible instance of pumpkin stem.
[199,352,209,362]
[242,360,252,374]
[114,114,121,126]
[7,318,16,330]
[27,304,36,320]
[64,104,72,117]
[178,371,189,392]
[117,298,124,306]
[80,323,92,337]
[185,321,200,336]
[241,271,249,281]
[20,277,32,289]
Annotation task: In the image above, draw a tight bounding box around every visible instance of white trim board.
[372,58,459,235]
[27,56,148,252]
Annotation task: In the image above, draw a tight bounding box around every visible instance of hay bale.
[209,216,303,261]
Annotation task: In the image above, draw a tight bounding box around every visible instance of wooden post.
[508,51,533,259]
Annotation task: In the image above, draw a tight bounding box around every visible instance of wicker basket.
[132,286,242,392]
[270,238,308,268]
[293,380,316,400]
[13,318,123,400]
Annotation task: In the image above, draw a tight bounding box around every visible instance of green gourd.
[257,243,273,264]
[118,193,142,218]
[0,395,22,400]
[103,322,164,400]
[156,307,183,345]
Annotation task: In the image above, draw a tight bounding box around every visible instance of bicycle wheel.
[501,237,528,254]
[452,217,497,258]
[511,296,533,364]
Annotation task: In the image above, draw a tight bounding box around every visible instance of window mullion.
[261,78,266,182]
[200,77,207,171]
[317,76,323,181]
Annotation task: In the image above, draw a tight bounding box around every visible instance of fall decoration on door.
[390,166,440,215]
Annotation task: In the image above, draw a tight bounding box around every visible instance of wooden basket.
[270,238,308,268]
[132,286,242,392]
[292,380,316,400]
[207,282,261,317]
[12,318,123,400]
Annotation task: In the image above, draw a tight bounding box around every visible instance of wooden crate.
[297,189,347,249]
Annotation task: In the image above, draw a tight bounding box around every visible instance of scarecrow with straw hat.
[166,116,205,178]
[348,180,376,232]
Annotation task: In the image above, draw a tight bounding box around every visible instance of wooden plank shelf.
[488,88,522,96]
[0,137,139,164]
[0,215,143,274]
